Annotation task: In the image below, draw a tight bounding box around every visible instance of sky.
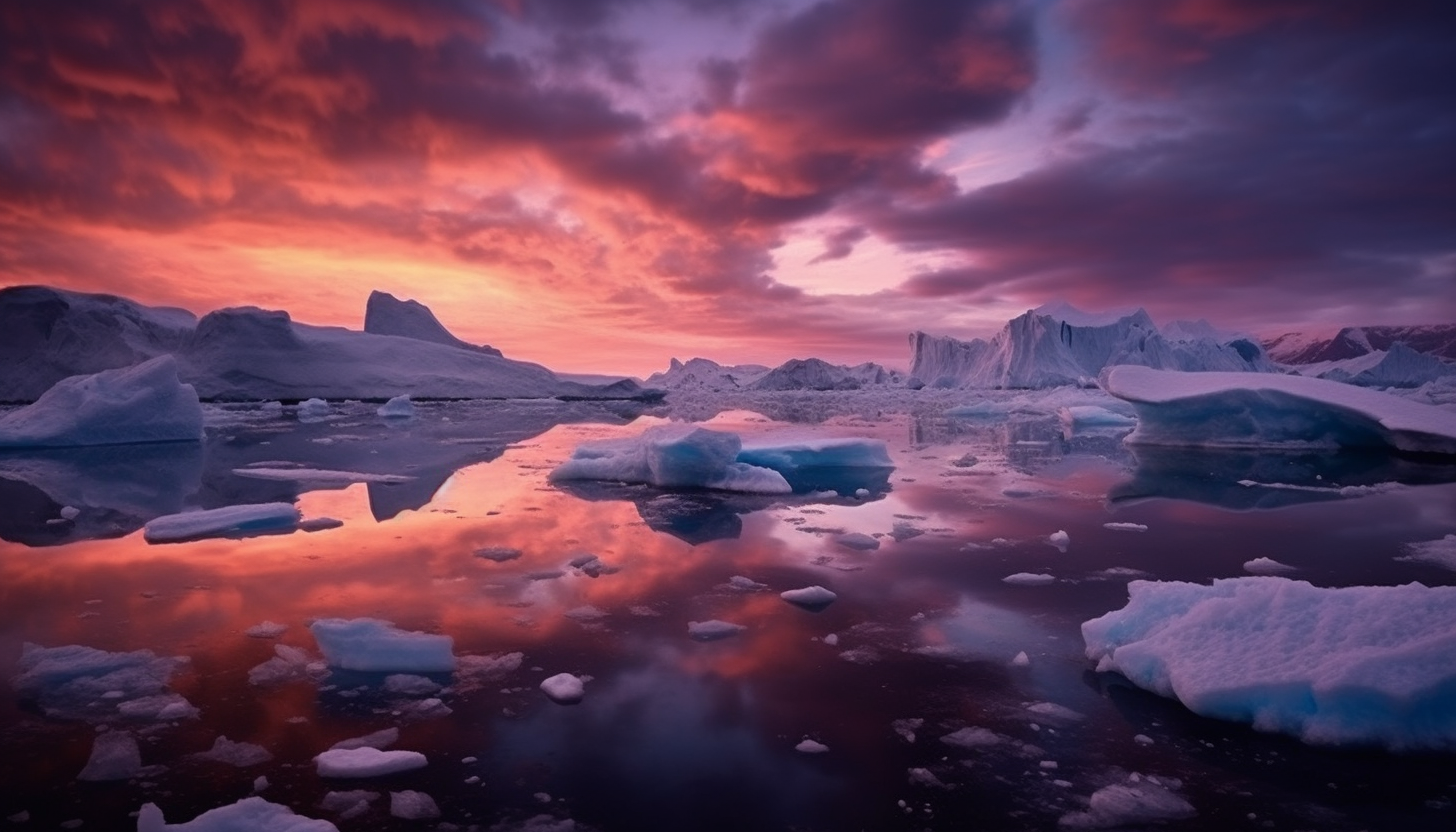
[1,0,1453,375]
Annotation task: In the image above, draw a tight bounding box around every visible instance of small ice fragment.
[191,736,272,767]
[823,633,839,646]
[795,739,829,753]
[688,620,747,641]
[1003,573,1055,586]
[474,546,522,562]
[299,517,344,533]
[315,747,427,778]
[78,731,141,781]
[465,775,480,784]
[907,768,948,788]
[1103,522,1148,532]
[383,674,441,696]
[940,727,1001,750]
[331,728,400,751]
[1058,774,1196,828]
[540,673,585,704]
[310,618,455,673]
[377,395,414,418]
[461,756,478,764]
[245,621,287,639]
[1040,760,1058,770]
[60,505,80,520]
[780,586,838,610]
[892,718,923,743]
[144,503,301,543]
[254,775,269,791]
[1026,702,1084,721]
[835,532,880,551]
[1011,651,1031,667]
[1243,557,1297,575]
[1048,530,1070,551]
[389,790,439,820]
[297,398,331,421]
[1134,734,1154,746]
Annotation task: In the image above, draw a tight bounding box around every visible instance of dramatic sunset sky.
[2,0,1453,374]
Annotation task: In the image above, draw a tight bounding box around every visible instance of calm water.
[2,394,1455,831]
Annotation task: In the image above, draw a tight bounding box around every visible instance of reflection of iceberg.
[1109,445,1456,510]
[0,443,203,545]
[555,481,773,545]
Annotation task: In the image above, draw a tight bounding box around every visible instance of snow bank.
[550,425,791,494]
[309,618,455,672]
[0,356,202,448]
[137,796,339,832]
[315,747,427,778]
[1104,365,1456,455]
[144,503,301,543]
[1082,577,1456,749]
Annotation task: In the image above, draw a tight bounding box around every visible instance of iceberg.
[309,618,456,672]
[314,747,427,778]
[143,503,302,543]
[0,285,196,403]
[1302,342,1456,389]
[747,358,903,391]
[12,642,194,723]
[363,290,502,356]
[1082,577,1456,749]
[910,302,1272,389]
[549,425,791,494]
[376,395,415,418]
[645,357,771,391]
[137,797,339,832]
[0,356,203,448]
[1265,323,1456,364]
[1103,366,1456,455]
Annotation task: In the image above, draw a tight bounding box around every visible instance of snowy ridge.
[910,303,1272,389]
[1288,342,1456,388]
[363,290,503,356]
[1266,324,1456,364]
[1104,365,1456,455]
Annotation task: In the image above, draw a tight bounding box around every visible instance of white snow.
[137,797,339,832]
[780,586,838,609]
[78,731,141,781]
[376,395,414,418]
[1103,365,1456,455]
[389,790,440,820]
[309,618,455,673]
[688,620,747,641]
[1003,573,1056,586]
[835,532,881,551]
[1083,577,1456,749]
[795,739,829,753]
[1243,557,1297,575]
[0,356,203,447]
[1298,342,1456,389]
[314,747,428,778]
[550,424,791,494]
[144,503,302,543]
[1102,522,1148,533]
[1058,774,1196,829]
[540,673,585,704]
[1397,535,1456,571]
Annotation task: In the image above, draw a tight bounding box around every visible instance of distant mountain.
[646,358,771,391]
[363,290,503,356]
[1288,342,1456,389]
[1264,324,1456,364]
[910,303,1272,389]
[646,356,903,392]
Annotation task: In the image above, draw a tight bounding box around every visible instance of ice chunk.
[940,727,1001,750]
[319,790,378,820]
[0,356,202,448]
[795,739,829,753]
[330,728,400,751]
[389,790,440,820]
[376,396,414,418]
[117,693,200,721]
[835,532,880,551]
[137,796,339,832]
[310,618,455,673]
[245,622,288,639]
[191,736,273,767]
[1243,557,1296,575]
[144,503,301,543]
[296,398,332,422]
[1027,701,1085,722]
[736,437,893,473]
[248,644,320,687]
[1083,577,1456,749]
[474,546,523,562]
[688,620,747,641]
[780,586,838,610]
[232,468,413,485]
[78,731,141,781]
[550,425,790,494]
[1059,775,1196,829]
[1011,651,1031,667]
[1059,406,1136,429]
[1103,366,1456,455]
[315,747,427,778]
[1003,573,1056,586]
[1048,530,1070,551]
[1102,522,1148,532]
[13,642,193,723]
[727,575,768,591]
[540,673,585,704]
[383,674,441,696]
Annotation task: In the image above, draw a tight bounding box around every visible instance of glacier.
[1103,365,1456,455]
[1083,577,1456,750]
[0,356,203,448]
[910,302,1272,389]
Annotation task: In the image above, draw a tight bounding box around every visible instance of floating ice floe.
[1058,773,1196,829]
[12,642,196,723]
[78,731,141,781]
[1103,366,1456,455]
[1003,573,1056,586]
[331,728,400,751]
[389,790,440,820]
[315,747,428,778]
[688,620,747,641]
[296,398,332,422]
[245,621,288,639]
[1102,522,1148,533]
[320,790,378,821]
[795,739,829,753]
[0,356,203,448]
[1083,577,1456,749]
[137,796,339,832]
[540,673,585,704]
[780,586,838,609]
[550,425,791,494]
[248,644,325,687]
[190,736,273,767]
[377,395,414,418]
[309,618,455,673]
[144,502,302,543]
[940,727,1002,750]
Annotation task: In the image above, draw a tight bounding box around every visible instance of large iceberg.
[747,358,902,391]
[1295,342,1456,389]
[646,357,771,391]
[309,618,456,673]
[363,290,502,356]
[910,302,1272,389]
[0,285,196,403]
[0,356,203,448]
[1083,577,1456,750]
[1103,365,1456,455]
[1265,323,1456,364]
[549,425,792,494]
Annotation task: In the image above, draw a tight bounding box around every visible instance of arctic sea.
[2,392,1455,831]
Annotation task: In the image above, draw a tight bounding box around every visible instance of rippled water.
[2,394,1454,830]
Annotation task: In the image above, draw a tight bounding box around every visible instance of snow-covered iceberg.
[363,290,502,356]
[1103,365,1456,455]
[549,425,792,494]
[0,285,196,403]
[0,356,203,448]
[646,357,770,391]
[1295,342,1456,389]
[309,618,455,673]
[1082,577,1456,750]
[1265,323,1456,364]
[143,502,302,543]
[910,302,1272,389]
